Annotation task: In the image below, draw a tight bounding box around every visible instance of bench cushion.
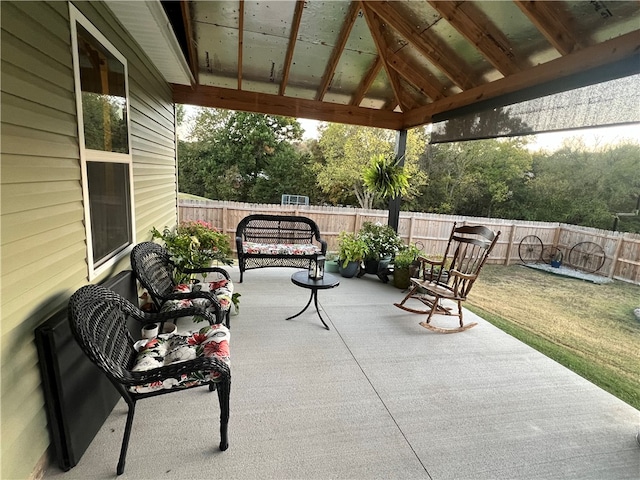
[242,241,322,256]
[161,278,234,314]
[130,324,230,393]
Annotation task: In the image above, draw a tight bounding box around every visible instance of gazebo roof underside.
[161,1,639,131]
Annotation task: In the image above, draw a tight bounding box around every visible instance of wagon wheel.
[568,242,606,273]
[518,235,543,264]
[542,246,563,265]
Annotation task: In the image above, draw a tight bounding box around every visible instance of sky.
[298,118,639,152]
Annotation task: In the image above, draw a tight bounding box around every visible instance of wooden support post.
[388,129,407,232]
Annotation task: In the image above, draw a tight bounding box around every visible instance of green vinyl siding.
[0,1,179,478]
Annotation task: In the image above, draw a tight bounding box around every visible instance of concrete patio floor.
[45,266,639,479]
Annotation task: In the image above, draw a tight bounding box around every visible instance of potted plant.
[392,248,415,289]
[325,251,340,273]
[358,221,404,274]
[336,231,367,278]
[550,249,563,268]
[151,220,233,283]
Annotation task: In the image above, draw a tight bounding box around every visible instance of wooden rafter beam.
[514,1,583,56]
[360,2,406,111]
[363,0,477,91]
[385,47,446,101]
[237,0,244,89]
[180,0,198,85]
[403,30,640,129]
[429,1,525,76]
[172,83,404,130]
[316,1,360,101]
[280,0,304,96]
[351,55,382,106]
[397,85,421,111]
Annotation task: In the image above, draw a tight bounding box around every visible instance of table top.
[291,270,340,290]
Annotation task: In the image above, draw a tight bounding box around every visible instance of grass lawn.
[467,264,640,410]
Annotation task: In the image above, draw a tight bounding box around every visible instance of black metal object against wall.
[35,270,139,471]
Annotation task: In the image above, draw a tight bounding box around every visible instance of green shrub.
[152,220,233,283]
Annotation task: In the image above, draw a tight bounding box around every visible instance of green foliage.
[178,108,318,204]
[363,153,410,199]
[358,221,403,260]
[81,93,128,153]
[393,248,415,269]
[151,220,233,283]
[336,231,367,267]
[315,124,427,209]
[414,138,639,233]
[517,142,640,230]
[419,139,532,217]
[177,106,640,234]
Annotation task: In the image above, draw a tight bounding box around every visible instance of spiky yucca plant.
[363,153,409,199]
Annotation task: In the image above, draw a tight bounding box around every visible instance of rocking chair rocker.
[394,223,500,333]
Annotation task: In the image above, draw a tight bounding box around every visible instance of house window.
[86,161,131,262]
[77,23,129,154]
[70,5,135,278]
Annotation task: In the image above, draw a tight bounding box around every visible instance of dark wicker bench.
[235,214,327,282]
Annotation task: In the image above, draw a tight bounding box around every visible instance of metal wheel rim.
[568,241,606,273]
[542,246,563,265]
[518,235,543,264]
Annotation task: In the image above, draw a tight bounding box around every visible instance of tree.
[417,139,532,217]
[523,140,640,229]
[315,124,427,209]
[178,108,321,203]
[463,139,533,218]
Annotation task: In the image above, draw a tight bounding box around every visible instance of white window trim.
[70,4,137,280]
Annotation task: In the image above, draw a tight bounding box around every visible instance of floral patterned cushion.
[161,278,234,317]
[130,324,230,394]
[242,242,321,256]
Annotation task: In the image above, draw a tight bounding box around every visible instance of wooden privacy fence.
[179,199,640,285]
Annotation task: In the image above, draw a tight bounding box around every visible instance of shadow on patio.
[45,266,639,479]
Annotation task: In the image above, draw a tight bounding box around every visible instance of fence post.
[552,225,562,250]
[222,205,228,239]
[505,223,516,266]
[408,215,415,246]
[608,236,624,279]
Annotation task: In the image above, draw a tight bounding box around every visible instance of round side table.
[287,271,340,330]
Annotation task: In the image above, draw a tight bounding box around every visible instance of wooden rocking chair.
[394,223,500,333]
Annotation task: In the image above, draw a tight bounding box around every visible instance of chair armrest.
[318,238,328,254]
[136,305,219,325]
[448,269,477,281]
[313,228,328,254]
[418,256,444,266]
[419,256,448,284]
[181,266,231,279]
